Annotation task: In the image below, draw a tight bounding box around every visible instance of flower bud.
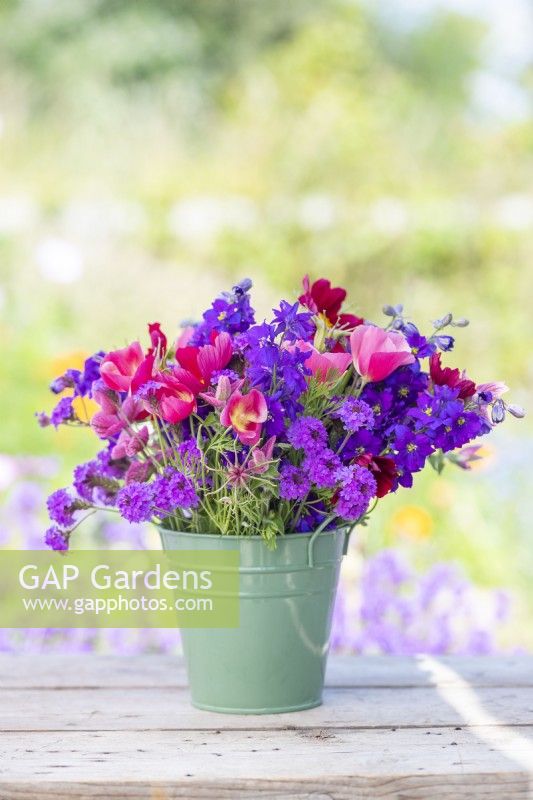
[433,313,453,329]
[452,317,469,328]
[234,278,252,294]
[382,304,398,317]
[507,404,525,419]
[491,399,505,424]
[434,334,454,352]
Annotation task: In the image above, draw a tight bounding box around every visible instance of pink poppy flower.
[290,340,351,383]
[174,332,233,395]
[151,374,197,424]
[100,342,144,392]
[350,325,415,383]
[220,388,268,446]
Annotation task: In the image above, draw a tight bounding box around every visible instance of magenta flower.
[220,388,268,445]
[289,340,351,383]
[250,435,276,473]
[174,332,233,394]
[100,341,144,392]
[111,426,149,459]
[200,374,244,409]
[148,322,167,356]
[151,374,197,424]
[91,390,144,439]
[350,325,415,383]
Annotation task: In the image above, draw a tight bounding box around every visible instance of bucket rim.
[156,525,352,542]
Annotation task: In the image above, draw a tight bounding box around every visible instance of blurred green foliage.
[0,0,532,640]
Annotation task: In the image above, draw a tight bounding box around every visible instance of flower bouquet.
[39,276,522,712]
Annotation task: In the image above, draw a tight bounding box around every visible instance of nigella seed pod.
[433,313,453,329]
[382,304,397,317]
[491,399,506,424]
[507,404,526,419]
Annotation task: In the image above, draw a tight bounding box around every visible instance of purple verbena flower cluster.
[335,464,378,521]
[334,397,375,432]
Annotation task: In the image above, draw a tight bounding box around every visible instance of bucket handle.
[307,518,353,568]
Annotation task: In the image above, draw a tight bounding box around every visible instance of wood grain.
[1,655,533,799]
[0,729,533,797]
[1,685,532,731]
[1,654,532,688]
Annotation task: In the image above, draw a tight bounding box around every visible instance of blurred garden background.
[0,0,532,653]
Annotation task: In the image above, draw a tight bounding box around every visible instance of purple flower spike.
[116,482,154,523]
[46,488,76,528]
[334,397,375,432]
[45,526,70,551]
[279,464,310,500]
[287,417,327,453]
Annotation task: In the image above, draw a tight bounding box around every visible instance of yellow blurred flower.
[46,351,89,382]
[390,505,433,541]
[72,395,99,423]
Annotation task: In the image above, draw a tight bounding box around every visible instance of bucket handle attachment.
[307,517,352,568]
[342,525,354,555]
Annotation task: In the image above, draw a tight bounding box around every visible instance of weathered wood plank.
[1,685,533,731]
[2,655,533,797]
[0,776,531,800]
[1,654,532,689]
[0,727,533,799]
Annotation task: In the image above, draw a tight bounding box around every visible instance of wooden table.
[1,655,533,798]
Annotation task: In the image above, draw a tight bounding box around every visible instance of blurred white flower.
[61,199,145,240]
[369,197,409,235]
[168,195,257,242]
[0,455,17,492]
[297,194,337,231]
[36,237,84,283]
[493,194,533,231]
[469,71,530,125]
[0,194,38,235]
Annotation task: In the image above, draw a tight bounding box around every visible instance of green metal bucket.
[159,526,351,714]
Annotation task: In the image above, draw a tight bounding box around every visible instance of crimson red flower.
[148,322,167,356]
[299,275,363,329]
[356,453,397,498]
[429,353,476,399]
